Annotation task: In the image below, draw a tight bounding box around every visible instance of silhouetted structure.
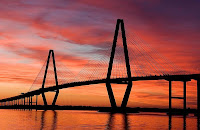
[0,19,199,115]
[41,50,59,106]
[106,19,132,109]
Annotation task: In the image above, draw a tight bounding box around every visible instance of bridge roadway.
[0,74,199,102]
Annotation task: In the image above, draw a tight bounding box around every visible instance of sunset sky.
[0,0,200,109]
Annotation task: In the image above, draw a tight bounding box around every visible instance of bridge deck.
[0,74,200,102]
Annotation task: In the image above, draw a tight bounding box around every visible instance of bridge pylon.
[106,19,132,109]
[41,50,59,106]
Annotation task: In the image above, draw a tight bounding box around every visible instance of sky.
[0,0,200,108]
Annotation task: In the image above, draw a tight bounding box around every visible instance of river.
[0,109,198,129]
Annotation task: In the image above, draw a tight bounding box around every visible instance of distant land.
[0,105,198,115]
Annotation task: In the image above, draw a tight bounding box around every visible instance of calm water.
[0,109,199,130]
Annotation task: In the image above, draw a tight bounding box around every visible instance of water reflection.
[123,113,129,130]
[168,115,171,130]
[40,110,57,130]
[40,111,46,130]
[36,110,199,129]
[183,115,186,130]
[168,115,187,130]
[106,113,129,130]
[198,115,200,130]
[106,113,114,129]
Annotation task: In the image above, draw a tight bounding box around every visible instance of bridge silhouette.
[0,19,200,114]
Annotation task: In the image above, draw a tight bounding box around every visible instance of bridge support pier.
[106,83,117,108]
[23,98,25,110]
[168,80,187,115]
[29,97,30,106]
[24,97,25,106]
[36,95,38,110]
[31,96,32,107]
[106,19,132,110]
[121,82,132,108]
[41,50,59,107]
[169,80,172,114]
[27,97,28,106]
[52,50,59,106]
[52,90,59,106]
[197,80,200,115]
[183,81,187,114]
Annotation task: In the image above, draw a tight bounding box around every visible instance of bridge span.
[1,74,200,114]
[0,74,200,102]
[0,19,199,115]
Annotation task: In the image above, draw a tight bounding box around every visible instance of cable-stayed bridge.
[0,19,199,114]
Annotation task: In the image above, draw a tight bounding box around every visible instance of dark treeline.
[0,105,198,115]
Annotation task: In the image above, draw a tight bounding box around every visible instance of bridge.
[0,19,199,114]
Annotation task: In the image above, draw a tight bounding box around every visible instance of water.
[0,109,198,129]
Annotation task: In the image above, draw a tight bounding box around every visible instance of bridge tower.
[106,19,132,109]
[41,50,59,106]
